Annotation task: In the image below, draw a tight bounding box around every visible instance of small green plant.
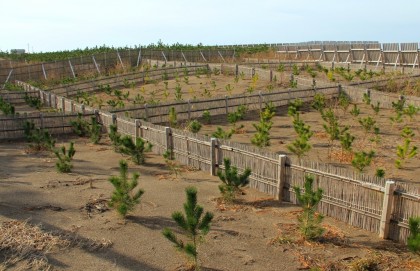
[338,92,350,113]
[327,70,335,82]
[217,158,251,202]
[287,135,312,163]
[277,64,285,72]
[339,131,355,153]
[211,127,234,139]
[407,217,420,253]
[90,116,102,144]
[251,103,276,147]
[352,150,375,172]
[187,120,202,133]
[358,116,376,134]
[362,93,371,105]
[175,83,183,101]
[163,150,181,179]
[24,93,42,109]
[23,121,56,151]
[108,160,144,218]
[403,104,419,120]
[401,126,415,139]
[375,168,385,178]
[292,64,300,75]
[311,93,326,113]
[370,102,380,115]
[350,104,360,117]
[225,84,234,95]
[0,96,16,115]
[54,142,76,173]
[202,110,211,124]
[119,136,152,165]
[109,124,122,151]
[392,98,406,113]
[162,187,213,271]
[169,107,177,128]
[184,76,189,85]
[293,174,324,240]
[70,113,90,137]
[395,138,417,169]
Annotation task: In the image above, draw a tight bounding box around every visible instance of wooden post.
[70,101,74,112]
[225,96,229,115]
[210,138,218,176]
[81,104,85,114]
[135,119,141,139]
[165,127,172,154]
[61,97,65,112]
[48,92,52,107]
[379,180,396,239]
[111,113,117,125]
[235,64,239,76]
[187,100,191,120]
[270,69,273,82]
[276,155,286,201]
[259,91,263,111]
[144,104,149,120]
[40,113,44,129]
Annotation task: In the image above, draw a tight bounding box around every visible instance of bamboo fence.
[2,73,419,245]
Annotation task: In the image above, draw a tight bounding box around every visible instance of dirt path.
[0,137,419,270]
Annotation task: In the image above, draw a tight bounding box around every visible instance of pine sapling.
[217,158,251,202]
[339,130,355,154]
[202,110,211,124]
[109,124,122,151]
[162,187,213,271]
[375,168,385,178]
[70,113,90,137]
[371,102,380,115]
[169,107,177,128]
[163,150,181,179]
[54,142,76,173]
[287,135,312,163]
[187,120,202,133]
[362,93,371,105]
[90,116,102,144]
[395,139,418,169]
[108,160,144,217]
[408,217,420,253]
[119,136,153,165]
[293,174,324,240]
[311,93,326,113]
[211,127,234,139]
[350,104,360,117]
[351,150,375,172]
[358,116,376,134]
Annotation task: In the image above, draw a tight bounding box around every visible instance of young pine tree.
[162,187,213,271]
[351,150,375,172]
[217,158,251,202]
[109,124,122,151]
[108,160,144,217]
[54,142,76,173]
[293,174,324,240]
[395,139,418,169]
[119,136,153,165]
[90,116,102,144]
[408,217,420,253]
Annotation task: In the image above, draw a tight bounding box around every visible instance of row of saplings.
[22,113,420,270]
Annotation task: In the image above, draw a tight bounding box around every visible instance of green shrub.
[352,151,375,172]
[187,120,202,133]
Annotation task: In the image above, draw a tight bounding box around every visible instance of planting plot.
[198,101,420,185]
[80,73,282,110]
[0,137,418,270]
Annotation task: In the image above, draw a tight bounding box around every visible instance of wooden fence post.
[165,127,172,155]
[70,101,74,113]
[379,180,396,239]
[210,138,218,176]
[135,119,141,139]
[61,97,65,112]
[188,100,191,120]
[259,91,263,111]
[277,155,286,201]
[235,64,239,77]
[270,70,273,82]
[81,104,85,114]
[225,96,229,115]
[144,104,149,120]
[111,113,117,125]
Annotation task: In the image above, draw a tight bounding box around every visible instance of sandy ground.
[0,137,419,270]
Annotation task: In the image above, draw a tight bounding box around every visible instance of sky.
[1,0,420,53]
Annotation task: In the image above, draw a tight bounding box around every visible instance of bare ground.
[0,137,419,270]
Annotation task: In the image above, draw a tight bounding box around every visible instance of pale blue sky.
[1,0,419,52]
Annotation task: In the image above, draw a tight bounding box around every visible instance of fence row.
[5,74,419,245]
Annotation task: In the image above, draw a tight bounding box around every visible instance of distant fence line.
[1,75,419,245]
[0,49,235,84]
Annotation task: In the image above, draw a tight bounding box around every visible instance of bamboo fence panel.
[285,159,385,234]
[0,113,93,140]
[389,193,420,243]
[137,120,167,155]
[217,139,280,196]
[98,112,114,133]
[116,116,136,139]
[171,129,212,172]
